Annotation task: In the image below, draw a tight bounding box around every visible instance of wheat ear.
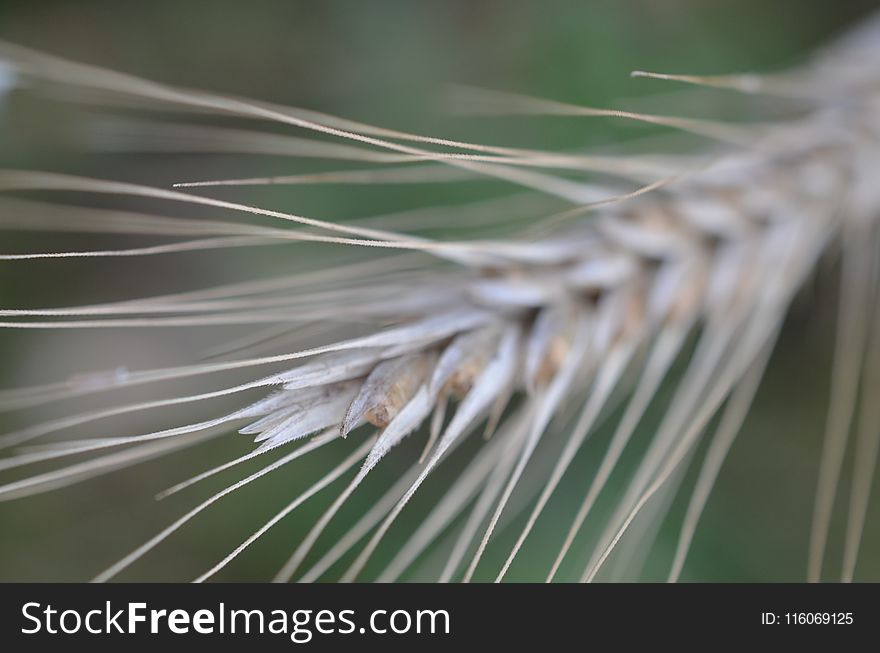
[0,14,878,582]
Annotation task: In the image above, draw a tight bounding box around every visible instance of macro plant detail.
[0,10,878,583]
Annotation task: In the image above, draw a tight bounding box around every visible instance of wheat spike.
[0,11,878,583]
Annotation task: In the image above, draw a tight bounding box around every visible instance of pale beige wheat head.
[0,14,878,582]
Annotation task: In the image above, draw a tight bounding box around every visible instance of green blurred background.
[0,0,877,581]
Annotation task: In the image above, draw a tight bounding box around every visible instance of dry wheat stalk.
[0,13,878,583]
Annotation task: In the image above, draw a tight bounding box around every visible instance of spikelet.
[0,12,878,583]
